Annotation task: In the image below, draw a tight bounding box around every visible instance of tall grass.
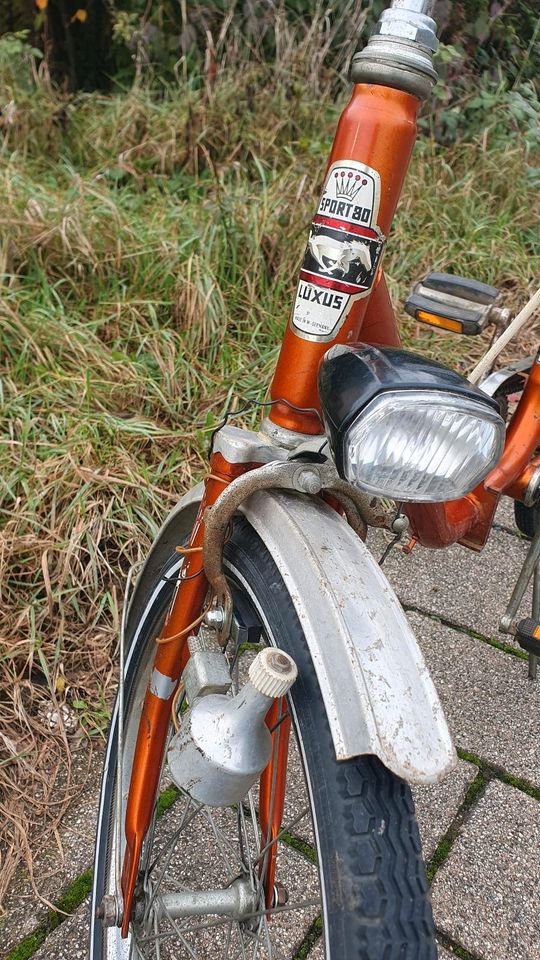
[0,28,538,907]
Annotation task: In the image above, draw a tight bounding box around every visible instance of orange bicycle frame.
[119,73,540,931]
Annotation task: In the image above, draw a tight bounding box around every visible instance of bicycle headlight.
[319,344,504,503]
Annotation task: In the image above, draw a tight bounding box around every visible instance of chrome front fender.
[128,484,456,786]
[241,490,456,784]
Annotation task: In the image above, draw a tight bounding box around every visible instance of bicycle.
[89,2,540,957]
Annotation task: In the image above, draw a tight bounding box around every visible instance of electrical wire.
[209,396,324,455]
[155,602,212,645]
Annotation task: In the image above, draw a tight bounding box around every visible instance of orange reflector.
[416,310,463,334]
[534,625,540,640]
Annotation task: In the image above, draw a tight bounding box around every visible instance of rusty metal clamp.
[202,459,399,643]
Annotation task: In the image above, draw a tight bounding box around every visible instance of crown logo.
[333,170,368,201]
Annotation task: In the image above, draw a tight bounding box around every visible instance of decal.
[291,160,386,342]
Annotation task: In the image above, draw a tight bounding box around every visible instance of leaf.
[70,8,88,24]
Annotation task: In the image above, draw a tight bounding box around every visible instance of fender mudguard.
[128,484,456,785]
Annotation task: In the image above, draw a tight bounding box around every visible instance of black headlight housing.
[318,343,504,501]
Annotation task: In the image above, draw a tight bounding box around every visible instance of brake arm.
[203,458,402,644]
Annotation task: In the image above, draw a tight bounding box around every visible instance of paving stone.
[432,780,540,960]
[408,609,540,786]
[413,760,478,860]
[32,900,89,960]
[0,748,103,954]
[368,524,531,644]
[495,494,520,533]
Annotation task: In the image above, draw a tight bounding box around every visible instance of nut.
[273,882,289,907]
[95,894,121,927]
[374,7,438,52]
[295,469,322,495]
[204,606,225,630]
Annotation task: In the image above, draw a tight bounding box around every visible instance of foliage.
[2,1,539,106]
[424,44,540,147]
[423,0,540,144]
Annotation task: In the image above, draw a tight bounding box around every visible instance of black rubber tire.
[514,501,539,540]
[226,518,436,959]
[91,516,436,959]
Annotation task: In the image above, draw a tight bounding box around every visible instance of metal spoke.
[253,808,311,869]
[143,798,204,924]
[221,920,234,960]
[134,895,319,947]
[200,805,245,876]
[159,899,200,960]
[127,619,318,960]
[134,788,314,958]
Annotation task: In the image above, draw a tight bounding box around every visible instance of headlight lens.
[343,389,504,502]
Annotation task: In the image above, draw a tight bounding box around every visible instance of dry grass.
[0,22,539,908]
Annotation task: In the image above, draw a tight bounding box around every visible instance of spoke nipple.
[273,882,289,907]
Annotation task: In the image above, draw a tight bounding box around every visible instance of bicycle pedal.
[514,618,540,657]
[405,272,507,336]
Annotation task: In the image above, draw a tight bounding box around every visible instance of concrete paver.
[368,524,532,644]
[432,780,540,960]
[408,609,540,786]
[413,760,478,860]
[32,901,89,960]
[0,749,103,955]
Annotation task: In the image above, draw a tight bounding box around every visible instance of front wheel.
[90,516,436,959]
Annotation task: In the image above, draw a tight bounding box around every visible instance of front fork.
[119,451,289,933]
[259,697,292,909]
